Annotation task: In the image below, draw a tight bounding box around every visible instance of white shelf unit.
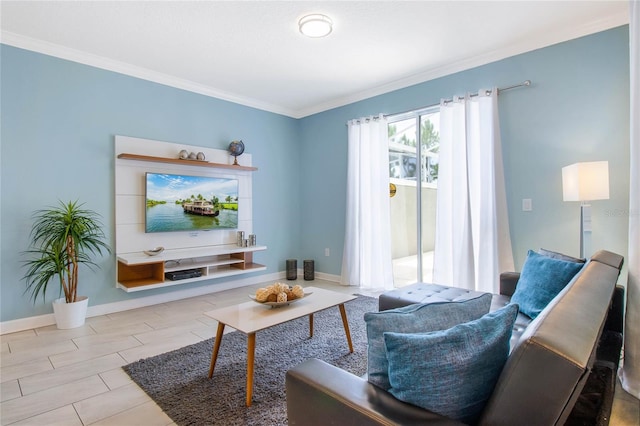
[116,244,267,292]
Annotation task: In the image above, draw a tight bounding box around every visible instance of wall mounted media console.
[115,135,264,293]
[117,244,267,292]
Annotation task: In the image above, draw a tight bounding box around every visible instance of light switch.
[522,198,532,211]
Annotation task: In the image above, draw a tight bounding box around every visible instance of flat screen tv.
[145,172,239,233]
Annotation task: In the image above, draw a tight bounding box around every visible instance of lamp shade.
[562,161,610,202]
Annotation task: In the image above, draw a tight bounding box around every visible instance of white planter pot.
[52,296,89,329]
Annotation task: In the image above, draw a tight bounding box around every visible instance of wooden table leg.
[309,313,314,338]
[246,332,256,407]
[208,322,226,378]
[338,304,354,353]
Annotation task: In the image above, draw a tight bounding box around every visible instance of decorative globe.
[228,140,245,165]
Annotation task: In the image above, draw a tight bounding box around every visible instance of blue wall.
[1,25,631,323]
[299,25,630,276]
[1,45,301,322]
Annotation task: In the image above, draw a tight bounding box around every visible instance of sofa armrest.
[499,272,520,296]
[286,359,464,426]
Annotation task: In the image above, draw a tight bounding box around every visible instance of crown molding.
[1,10,629,120]
[295,12,630,118]
[0,31,299,118]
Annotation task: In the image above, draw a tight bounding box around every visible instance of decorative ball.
[274,282,289,293]
[292,285,305,299]
[188,152,197,160]
[196,152,205,160]
[277,292,288,303]
[255,287,270,302]
[179,149,189,159]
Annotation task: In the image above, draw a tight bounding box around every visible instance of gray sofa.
[286,250,624,425]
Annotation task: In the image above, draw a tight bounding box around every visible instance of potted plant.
[22,200,111,329]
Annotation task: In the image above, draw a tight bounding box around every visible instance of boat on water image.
[182,200,220,216]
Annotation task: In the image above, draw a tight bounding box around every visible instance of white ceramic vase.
[52,296,89,329]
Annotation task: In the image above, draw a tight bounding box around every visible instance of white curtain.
[341,114,394,290]
[433,90,514,293]
[621,0,640,398]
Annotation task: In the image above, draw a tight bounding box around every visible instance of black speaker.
[286,259,297,280]
[303,259,314,280]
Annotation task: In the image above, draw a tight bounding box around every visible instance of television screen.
[145,172,239,233]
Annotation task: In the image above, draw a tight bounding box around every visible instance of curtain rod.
[384,80,532,118]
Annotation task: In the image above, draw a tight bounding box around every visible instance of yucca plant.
[22,200,111,303]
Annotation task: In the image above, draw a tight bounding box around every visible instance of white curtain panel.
[433,91,514,293]
[621,0,640,398]
[341,114,394,290]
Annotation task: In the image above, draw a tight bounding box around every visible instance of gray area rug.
[123,295,377,425]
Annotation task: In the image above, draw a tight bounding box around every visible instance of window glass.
[388,108,440,287]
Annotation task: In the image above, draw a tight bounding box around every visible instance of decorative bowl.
[144,247,165,256]
[249,291,312,308]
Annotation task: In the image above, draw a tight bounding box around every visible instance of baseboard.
[0,313,59,334]
[0,270,343,335]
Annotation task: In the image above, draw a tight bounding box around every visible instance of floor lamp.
[562,161,610,258]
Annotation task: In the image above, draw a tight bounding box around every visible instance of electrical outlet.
[522,198,532,212]
[325,248,330,257]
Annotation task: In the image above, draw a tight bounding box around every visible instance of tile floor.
[1,279,639,425]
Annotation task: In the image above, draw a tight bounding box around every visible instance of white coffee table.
[204,286,357,406]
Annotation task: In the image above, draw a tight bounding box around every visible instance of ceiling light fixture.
[299,14,333,38]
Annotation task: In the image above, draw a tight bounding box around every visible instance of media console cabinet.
[116,244,267,292]
[115,136,264,293]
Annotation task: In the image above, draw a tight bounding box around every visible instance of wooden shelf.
[116,244,267,292]
[117,153,257,171]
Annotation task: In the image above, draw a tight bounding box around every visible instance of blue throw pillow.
[538,248,586,264]
[364,293,492,390]
[511,250,584,319]
[384,304,519,424]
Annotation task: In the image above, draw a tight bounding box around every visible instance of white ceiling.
[0,1,629,118]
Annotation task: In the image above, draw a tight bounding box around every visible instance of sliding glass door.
[388,108,439,287]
